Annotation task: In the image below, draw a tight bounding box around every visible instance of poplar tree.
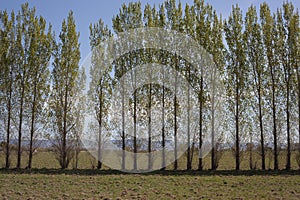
[129,2,142,171]
[224,5,247,170]
[165,0,182,170]
[27,15,52,169]
[260,3,279,170]
[89,19,112,169]
[157,3,169,170]
[210,10,225,170]
[51,11,80,169]
[244,5,266,170]
[278,2,295,170]
[289,10,300,165]
[71,68,86,169]
[183,3,194,170]
[143,3,156,170]
[15,3,37,169]
[112,2,143,170]
[1,4,52,169]
[193,0,208,170]
[0,10,15,168]
[112,11,127,170]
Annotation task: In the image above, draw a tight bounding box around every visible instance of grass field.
[0,151,300,199]
[0,169,300,199]
[1,150,299,170]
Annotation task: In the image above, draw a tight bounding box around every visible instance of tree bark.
[97,86,103,170]
[17,82,25,169]
[286,84,291,170]
[28,80,37,169]
[5,79,12,169]
[133,71,137,171]
[271,71,278,170]
[187,67,191,170]
[235,69,240,171]
[161,65,166,170]
[250,132,253,169]
[148,70,152,170]
[122,66,126,170]
[174,83,178,170]
[97,123,102,169]
[211,67,217,170]
[62,79,68,169]
[198,76,203,171]
[174,58,178,170]
[258,84,265,170]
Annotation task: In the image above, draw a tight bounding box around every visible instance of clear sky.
[1,0,299,64]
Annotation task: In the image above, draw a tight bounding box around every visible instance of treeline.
[0,0,300,171]
[0,3,82,169]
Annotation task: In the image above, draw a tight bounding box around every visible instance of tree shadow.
[0,168,299,176]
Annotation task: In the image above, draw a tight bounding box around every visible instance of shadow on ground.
[0,168,299,176]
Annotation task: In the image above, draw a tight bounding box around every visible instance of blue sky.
[1,0,299,64]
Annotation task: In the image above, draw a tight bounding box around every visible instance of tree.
[0,3,52,169]
[51,11,80,169]
[27,14,52,169]
[260,3,279,170]
[165,0,183,170]
[112,2,143,171]
[14,3,38,169]
[143,3,158,170]
[159,2,170,171]
[276,2,297,170]
[244,5,266,170]
[289,9,300,166]
[224,4,247,170]
[89,19,112,169]
[112,12,126,170]
[193,0,209,170]
[210,10,225,170]
[71,68,86,169]
[0,10,15,169]
[183,2,194,171]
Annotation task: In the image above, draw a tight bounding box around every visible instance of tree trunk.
[211,68,217,170]
[235,74,240,170]
[62,82,68,169]
[122,67,125,170]
[286,84,291,170]
[173,89,178,170]
[133,73,137,171]
[271,72,278,170]
[174,59,178,170]
[5,82,12,169]
[97,86,103,170]
[211,119,215,170]
[17,82,25,169]
[258,84,265,170]
[97,122,102,169]
[161,65,166,170]
[198,76,203,171]
[148,71,152,170]
[250,132,253,170]
[28,81,37,169]
[235,74,240,171]
[187,68,191,170]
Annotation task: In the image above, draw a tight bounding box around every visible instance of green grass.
[0,151,300,199]
[1,150,299,170]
